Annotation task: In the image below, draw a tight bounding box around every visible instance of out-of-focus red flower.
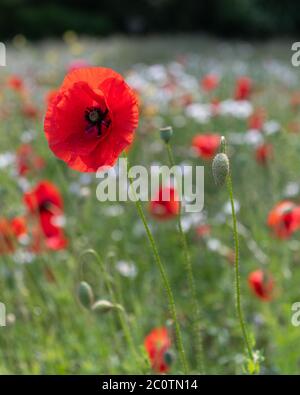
[24,181,67,250]
[196,224,211,238]
[201,74,219,92]
[44,67,139,172]
[11,216,27,238]
[22,103,39,119]
[16,144,45,176]
[248,270,274,301]
[234,76,252,100]
[255,143,273,165]
[149,186,180,220]
[267,201,300,239]
[144,327,172,373]
[290,92,300,111]
[7,75,24,92]
[192,133,220,160]
[0,218,15,254]
[248,108,266,130]
[210,98,220,116]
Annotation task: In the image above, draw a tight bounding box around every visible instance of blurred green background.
[1,0,300,39]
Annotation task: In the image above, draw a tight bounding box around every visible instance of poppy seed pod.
[160,126,173,143]
[77,281,94,309]
[163,349,175,366]
[91,300,123,314]
[212,153,229,186]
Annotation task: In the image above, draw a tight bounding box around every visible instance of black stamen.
[85,107,111,137]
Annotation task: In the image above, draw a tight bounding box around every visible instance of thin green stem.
[165,142,205,374]
[80,249,144,371]
[126,154,188,374]
[221,136,253,361]
[226,169,253,361]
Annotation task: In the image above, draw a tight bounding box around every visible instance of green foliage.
[1,0,300,39]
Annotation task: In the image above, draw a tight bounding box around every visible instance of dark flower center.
[84,106,111,137]
[39,200,53,213]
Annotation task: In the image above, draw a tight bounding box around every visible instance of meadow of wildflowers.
[1,34,300,375]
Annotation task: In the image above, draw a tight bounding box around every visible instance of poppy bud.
[77,281,94,309]
[160,126,173,143]
[163,349,175,366]
[212,153,229,186]
[91,300,123,314]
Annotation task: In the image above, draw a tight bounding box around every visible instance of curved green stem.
[79,249,144,370]
[126,154,188,374]
[226,161,253,361]
[165,142,205,374]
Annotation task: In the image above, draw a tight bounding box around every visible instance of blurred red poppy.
[7,75,24,92]
[248,108,265,130]
[201,74,219,92]
[267,201,300,239]
[16,144,45,176]
[0,218,15,254]
[144,327,172,373]
[149,186,180,220]
[234,76,252,100]
[255,143,273,165]
[248,270,274,301]
[24,181,67,250]
[44,67,139,172]
[11,216,27,238]
[192,133,220,160]
[22,103,39,119]
[196,224,211,238]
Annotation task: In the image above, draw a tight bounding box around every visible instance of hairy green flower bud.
[77,281,94,309]
[91,300,123,314]
[212,153,229,186]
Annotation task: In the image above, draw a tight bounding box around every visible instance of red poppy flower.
[196,224,211,238]
[11,216,27,238]
[0,218,15,254]
[248,270,274,301]
[16,144,45,176]
[7,75,24,92]
[255,143,273,165]
[192,133,220,160]
[24,181,67,250]
[234,76,252,101]
[267,201,300,239]
[22,103,39,119]
[149,186,180,220]
[144,327,172,373]
[201,74,219,92]
[248,108,265,130]
[44,67,139,172]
